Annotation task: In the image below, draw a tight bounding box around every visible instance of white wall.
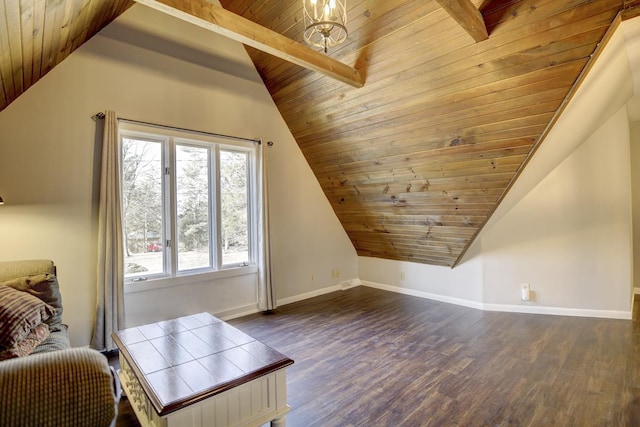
[631,119,640,290]
[481,106,632,315]
[620,13,640,293]
[359,243,484,308]
[0,4,357,346]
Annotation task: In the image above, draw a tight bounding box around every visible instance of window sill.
[124,265,258,294]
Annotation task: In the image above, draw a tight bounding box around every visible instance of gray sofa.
[0,259,120,427]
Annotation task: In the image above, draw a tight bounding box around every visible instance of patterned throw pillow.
[2,274,64,331]
[0,284,54,348]
[0,323,50,360]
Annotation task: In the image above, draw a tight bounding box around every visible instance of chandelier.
[302,0,348,53]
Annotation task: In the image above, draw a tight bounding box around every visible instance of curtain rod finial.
[267,141,274,146]
[92,112,106,120]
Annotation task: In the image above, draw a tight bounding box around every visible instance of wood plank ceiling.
[219,0,629,267]
[0,0,132,110]
[0,0,635,267]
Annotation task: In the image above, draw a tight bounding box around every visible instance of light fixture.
[0,196,4,205]
[303,0,348,53]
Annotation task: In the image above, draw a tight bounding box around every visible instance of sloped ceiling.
[0,0,637,267]
[220,0,632,267]
[0,0,133,109]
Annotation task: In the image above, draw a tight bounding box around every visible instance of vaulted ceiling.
[0,0,638,267]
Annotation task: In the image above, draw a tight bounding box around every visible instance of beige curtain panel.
[258,142,276,311]
[91,111,125,351]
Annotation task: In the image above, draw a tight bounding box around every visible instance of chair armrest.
[0,348,119,427]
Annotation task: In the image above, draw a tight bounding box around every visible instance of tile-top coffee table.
[112,312,294,427]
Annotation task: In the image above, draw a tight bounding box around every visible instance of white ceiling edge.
[463,14,639,258]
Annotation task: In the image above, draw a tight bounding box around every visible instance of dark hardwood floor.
[112,288,640,426]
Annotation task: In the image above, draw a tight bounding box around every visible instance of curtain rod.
[92,112,266,145]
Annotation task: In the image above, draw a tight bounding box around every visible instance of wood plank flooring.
[114,287,640,426]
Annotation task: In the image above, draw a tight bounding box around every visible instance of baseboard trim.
[340,278,362,290]
[218,280,364,320]
[361,280,632,320]
[481,303,631,320]
[277,279,362,307]
[219,280,631,321]
[216,304,261,321]
[277,285,341,307]
[362,280,484,310]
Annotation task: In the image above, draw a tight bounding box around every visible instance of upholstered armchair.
[0,259,120,427]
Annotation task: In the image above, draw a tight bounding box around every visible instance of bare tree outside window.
[220,150,249,265]
[122,138,164,276]
[176,145,210,271]
[120,130,255,283]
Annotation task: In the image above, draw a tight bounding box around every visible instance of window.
[120,124,257,285]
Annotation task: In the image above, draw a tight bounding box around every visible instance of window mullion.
[212,145,222,269]
[166,137,178,276]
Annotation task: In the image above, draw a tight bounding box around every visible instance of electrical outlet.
[521,283,530,301]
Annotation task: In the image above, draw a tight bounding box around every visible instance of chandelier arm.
[302,0,348,53]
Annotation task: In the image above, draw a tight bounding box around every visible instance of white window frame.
[119,122,258,292]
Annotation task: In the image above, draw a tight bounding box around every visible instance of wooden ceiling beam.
[132,0,364,88]
[435,0,488,42]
